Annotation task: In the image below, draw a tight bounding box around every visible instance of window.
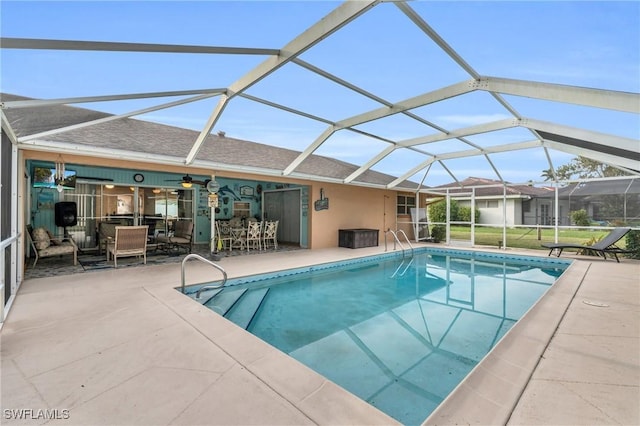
[397,195,415,215]
[523,199,531,213]
[478,200,499,208]
[233,201,250,218]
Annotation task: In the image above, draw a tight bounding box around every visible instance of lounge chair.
[542,227,633,262]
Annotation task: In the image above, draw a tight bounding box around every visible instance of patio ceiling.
[1,0,639,190]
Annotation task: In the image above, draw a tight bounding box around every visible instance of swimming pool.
[185,248,570,425]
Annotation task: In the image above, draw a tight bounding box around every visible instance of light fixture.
[130,186,135,191]
[105,184,114,189]
[152,188,161,194]
[181,181,193,189]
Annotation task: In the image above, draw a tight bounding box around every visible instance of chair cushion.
[46,229,63,245]
[32,227,50,250]
[39,243,75,257]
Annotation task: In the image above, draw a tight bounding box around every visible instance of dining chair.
[246,221,262,252]
[215,220,233,252]
[262,220,279,250]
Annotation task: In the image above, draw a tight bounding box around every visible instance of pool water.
[191,249,569,425]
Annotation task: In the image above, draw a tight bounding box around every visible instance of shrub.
[428,199,479,223]
[625,230,640,259]
[458,206,481,223]
[431,225,446,243]
[571,209,591,227]
[429,200,457,223]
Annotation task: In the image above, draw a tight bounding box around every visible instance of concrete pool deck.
[1,245,639,425]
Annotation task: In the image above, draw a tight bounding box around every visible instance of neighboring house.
[429,177,557,226]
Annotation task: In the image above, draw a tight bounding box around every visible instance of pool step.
[188,288,223,305]
[204,288,247,316]
[225,288,270,329]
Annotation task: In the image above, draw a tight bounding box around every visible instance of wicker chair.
[107,226,148,268]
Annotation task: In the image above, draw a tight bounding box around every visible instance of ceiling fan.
[165,174,210,188]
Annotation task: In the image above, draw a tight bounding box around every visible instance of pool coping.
[3,245,637,425]
[424,257,588,424]
[180,246,577,424]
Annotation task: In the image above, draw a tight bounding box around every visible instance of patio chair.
[542,227,633,262]
[215,220,233,252]
[262,220,279,250]
[97,222,118,255]
[26,225,77,268]
[246,220,262,252]
[107,225,148,268]
[156,220,193,253]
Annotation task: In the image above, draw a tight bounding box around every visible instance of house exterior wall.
[21,150,399,252]
[308,183,397,249]
[455,198,521,226]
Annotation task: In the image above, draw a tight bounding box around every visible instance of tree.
[549,156,626,181]
[541,168,555,181]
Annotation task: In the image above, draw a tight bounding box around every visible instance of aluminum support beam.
[0,37,279,56]
[395,2,480,79]
[478,76,640,114]
[190,0,378,166]
[386,140,542,188]
[399,118,520,148]
[283,127,336,175]
[1,89,226,109]
[19,93,219,142]
[344,145,397,183]
[524,118,639,157]
[336,80,475,130]
[283,79,474,176]
[185,94,229,165]
[544,141,639,171]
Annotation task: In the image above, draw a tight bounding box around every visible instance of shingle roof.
[431,177,554,197]
[2,93,419,190]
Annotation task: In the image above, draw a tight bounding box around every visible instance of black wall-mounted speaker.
[54,201,78,227]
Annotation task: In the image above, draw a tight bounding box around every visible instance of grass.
[445,226,626,252]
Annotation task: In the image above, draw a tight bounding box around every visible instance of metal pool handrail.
[181,253,228,298]
[384,229,414,257]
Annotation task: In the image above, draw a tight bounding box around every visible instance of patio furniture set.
[215,219,279,253]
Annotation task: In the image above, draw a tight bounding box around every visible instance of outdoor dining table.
[229,227,246,250]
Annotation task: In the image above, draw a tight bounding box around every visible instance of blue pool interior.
[182,248,570,425]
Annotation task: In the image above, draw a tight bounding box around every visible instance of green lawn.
[445,226,626,252]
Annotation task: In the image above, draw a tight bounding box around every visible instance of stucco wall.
[308,183,397,249]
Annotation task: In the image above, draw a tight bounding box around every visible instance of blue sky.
[1,1,638,186]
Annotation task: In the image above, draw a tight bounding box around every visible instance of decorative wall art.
[37,192,54,209]
[240,185,254,196]
[314,188,329,211]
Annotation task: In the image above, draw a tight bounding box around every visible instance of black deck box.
[338,228,379,249]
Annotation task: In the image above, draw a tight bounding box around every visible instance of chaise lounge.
[542,227,633,262]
